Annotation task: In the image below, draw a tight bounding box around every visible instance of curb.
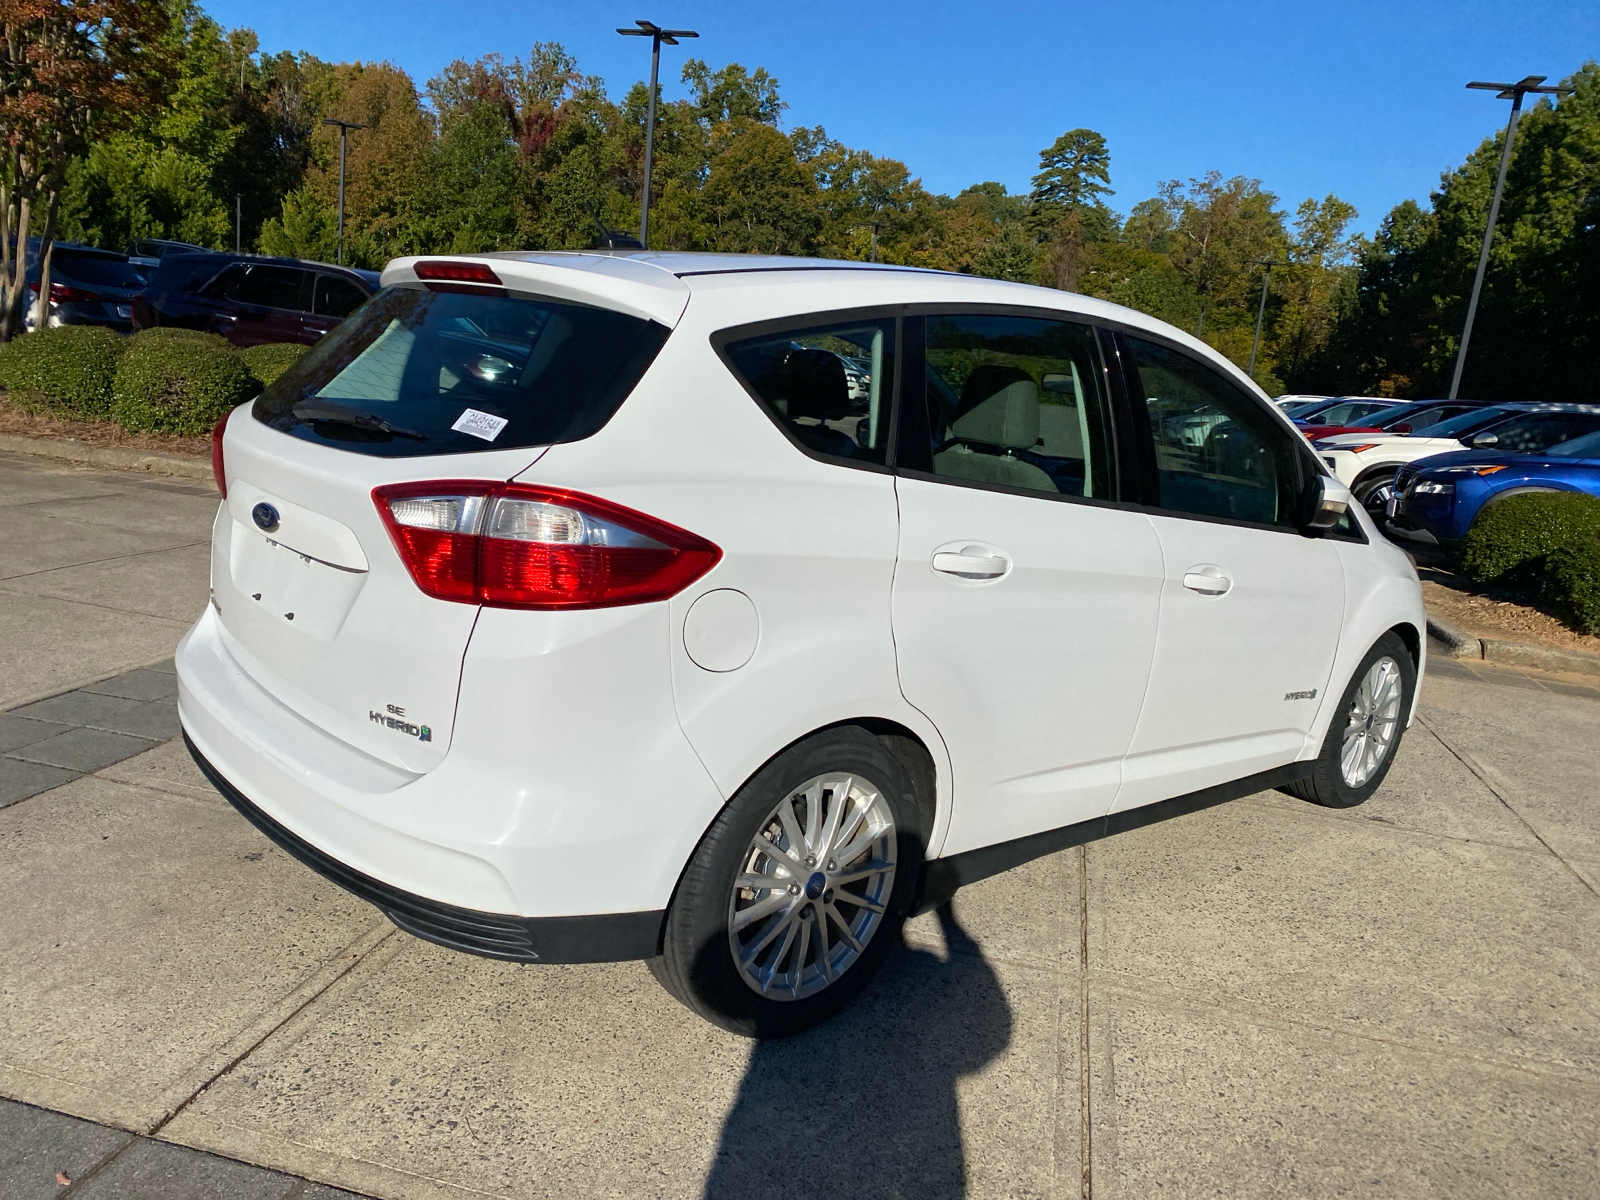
[1427,614,1600,679]
[0,431,213,485]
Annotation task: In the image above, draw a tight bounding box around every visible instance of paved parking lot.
[1,450,1597,1198]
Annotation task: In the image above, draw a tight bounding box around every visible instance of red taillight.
[372,482,721,610]
[211,415,229,498]
[412,259,502,285]
[49,282,98,304]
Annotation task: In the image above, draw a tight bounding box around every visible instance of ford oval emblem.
[251,502,280,532]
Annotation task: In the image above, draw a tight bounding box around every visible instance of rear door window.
[721,319,896,466]
[254,286,671,458]
[906,312,1115,500]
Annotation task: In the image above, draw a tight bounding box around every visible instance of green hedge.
[240,342,307,387]
[0,325,124,419]
[111,329,256,435]
[1544,534,1600,634]
[1459,491,1600,583]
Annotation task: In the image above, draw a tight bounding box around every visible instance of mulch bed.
[0,393,208,458]
[1420,566,1600,657]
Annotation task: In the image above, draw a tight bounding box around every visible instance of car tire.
[649,726,924,1038]
[1353,470,1400,516]
[1280,632,1416,809]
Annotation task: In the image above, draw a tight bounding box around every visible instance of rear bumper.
[185,734,662,963]
[177,597,724,942]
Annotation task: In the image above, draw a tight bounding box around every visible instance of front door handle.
[932,551,1009,579]
[1182,564,1232,596]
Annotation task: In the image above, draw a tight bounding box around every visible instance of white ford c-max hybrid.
[178,252,1425,1036]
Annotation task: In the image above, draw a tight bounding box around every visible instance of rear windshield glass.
[253,286,671,458]
[51,255,147,289]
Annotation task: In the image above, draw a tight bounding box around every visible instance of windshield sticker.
[451,408,509,442]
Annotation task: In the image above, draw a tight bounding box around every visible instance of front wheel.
[1281,632,1416,808]
[650,727,923,1037]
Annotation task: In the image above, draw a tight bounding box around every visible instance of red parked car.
[131,252,379,347]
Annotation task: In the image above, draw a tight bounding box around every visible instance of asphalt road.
[2,449,1597,1199]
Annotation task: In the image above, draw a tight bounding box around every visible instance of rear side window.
[254,286,671,458]
[722,319,896,466]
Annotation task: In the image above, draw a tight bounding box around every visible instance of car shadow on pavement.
[702,904,1012,1200]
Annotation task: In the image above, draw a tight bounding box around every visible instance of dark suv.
[132,254,379,347]
[28,243,149,333]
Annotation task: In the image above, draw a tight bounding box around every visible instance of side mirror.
[1390,423,1412,435]
[1470,432,1499,448]
[1304,475,1351,531]
[1306,415,1326,425]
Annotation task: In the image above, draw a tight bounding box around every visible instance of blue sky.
[206,0,1597,235]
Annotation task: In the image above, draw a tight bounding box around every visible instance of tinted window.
[1547,429,1600,458]
[314,273,368,318]
[723,319,896,466]
[211,264,307,310]
[1421,406,1512,438]
[1480,413,1600,452]
[1127,337,1300,527]
[52,254,146,289]
[254,287,670,458]
[907,313,1114,499]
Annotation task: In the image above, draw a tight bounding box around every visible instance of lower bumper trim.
[185,733,664,964]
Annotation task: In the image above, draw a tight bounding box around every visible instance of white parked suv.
[178,252,1426,1035]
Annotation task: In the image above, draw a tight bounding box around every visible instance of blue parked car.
[1390,426,1600,552]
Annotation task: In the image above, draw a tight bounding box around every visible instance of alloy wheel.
[727,772,897,1001]
[1340,656,1404,787]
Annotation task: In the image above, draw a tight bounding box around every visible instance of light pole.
[1247,260,1277,380]
[617,19,698,249]
[1448,75,1570,399]
[321,117,368,265]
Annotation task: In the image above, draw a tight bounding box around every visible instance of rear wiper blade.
[291,401,428,441]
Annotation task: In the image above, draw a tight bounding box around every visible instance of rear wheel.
[650,727,922,1037]
[1281,632,1415,808]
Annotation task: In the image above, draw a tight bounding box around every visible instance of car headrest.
[781,348,851,422]
[951,365,1040,450]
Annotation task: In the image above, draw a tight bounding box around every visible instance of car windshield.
[253,285,670,458]
[1545,429,1600,459]
[51,255,146,289]
[1283,399,1333,416]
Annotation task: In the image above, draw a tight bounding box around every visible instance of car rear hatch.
[209,254,688,773]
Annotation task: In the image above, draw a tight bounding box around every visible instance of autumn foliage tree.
[0,0,169,339]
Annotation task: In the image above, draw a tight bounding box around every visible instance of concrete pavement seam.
[1085,969,1600,1089]
[1237,790,1564,860]
[1415,714,1600,902]
[143,924,398,1140]
[1077,843,1093,1200]
[0,537,211,585]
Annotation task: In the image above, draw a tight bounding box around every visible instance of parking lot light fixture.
[1449,75,1571,400]
[321,117,368,266]
[617,20,698,250]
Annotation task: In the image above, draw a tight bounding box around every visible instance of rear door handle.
[1182,565,1232,596]
[932,551,1009,579]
